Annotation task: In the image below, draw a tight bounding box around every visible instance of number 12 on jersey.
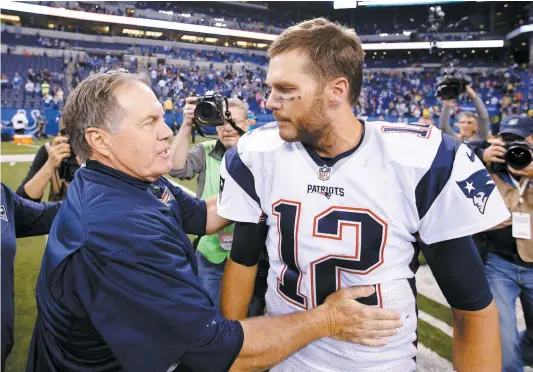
[272,200,388,309]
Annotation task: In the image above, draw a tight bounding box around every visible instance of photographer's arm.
[17,145,53,202]
[439,100,459,138]
[169,97,205,180]
[169,123,194,170]
[168,142,206,181]
[21,137,71,201]
[469,89,490,140]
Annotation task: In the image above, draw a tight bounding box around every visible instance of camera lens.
[201,105,214,119]
[506,145,533,170]
[194,102,218,124]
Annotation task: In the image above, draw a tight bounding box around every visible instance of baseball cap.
[499,115,533,138]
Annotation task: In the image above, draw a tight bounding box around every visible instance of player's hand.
[509,160,533,179]
[323,286,403,347]
[482,139,506,164]
[182,96,198,129]
[46,135,71,169]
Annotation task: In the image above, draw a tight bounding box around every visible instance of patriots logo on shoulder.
[0,205,7,222]
[456,169,496,214]
[160,186,176,206]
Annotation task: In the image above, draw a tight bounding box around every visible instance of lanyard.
[510,176,529,205]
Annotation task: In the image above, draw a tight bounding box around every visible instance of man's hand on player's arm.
[231,286,403,372]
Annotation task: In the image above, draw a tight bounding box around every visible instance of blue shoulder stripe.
[415,133,461,220]
[224,145,260,205]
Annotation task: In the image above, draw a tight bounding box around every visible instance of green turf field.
[1,136,450,371]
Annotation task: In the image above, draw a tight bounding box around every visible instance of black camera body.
[194,93,226,127]
[436,70,472,100]
[57,130,80,183]
[472,139,533,171]
[58,154,79,183]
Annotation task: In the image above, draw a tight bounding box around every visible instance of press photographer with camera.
[438,71,490,142]
[16,124,80,202]
[469,115,533,371]
[169,93,267,316]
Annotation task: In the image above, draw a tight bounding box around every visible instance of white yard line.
[417,343,454,371]
[419,310,453,337]
[416,265,527,332]
[18,143,40,149]
[1,154,36,163]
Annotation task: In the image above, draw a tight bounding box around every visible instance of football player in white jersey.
[217,18,510,372]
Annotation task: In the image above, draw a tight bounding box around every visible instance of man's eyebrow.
[268,81,297,88]
[139,111,163,124]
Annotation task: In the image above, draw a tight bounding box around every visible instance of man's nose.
[266,95,281,111]
[158,119,173,140]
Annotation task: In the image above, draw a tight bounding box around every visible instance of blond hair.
[268,18,365,105]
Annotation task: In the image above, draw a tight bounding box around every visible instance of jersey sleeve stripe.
[415,134,461,220]
[224,145,261,205]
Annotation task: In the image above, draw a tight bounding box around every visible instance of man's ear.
[328,77,349,106]
[85,128,111,158]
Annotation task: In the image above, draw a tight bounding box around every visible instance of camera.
[436,70,472,100]
[503,140,533,170]
[193,93,226,127]
[58,130,80,183]
[472,139,533,171]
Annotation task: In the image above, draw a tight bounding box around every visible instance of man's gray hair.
[227,98,249,120]
[62,70,149,162]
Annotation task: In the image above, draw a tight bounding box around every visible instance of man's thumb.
[344,285,376,300]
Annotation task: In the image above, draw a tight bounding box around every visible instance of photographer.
[168,96,268,315]
[16,127,80,202]
[439,83,490,142]
[471,116,533,371]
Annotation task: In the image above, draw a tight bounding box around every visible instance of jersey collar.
[301,120,366,168]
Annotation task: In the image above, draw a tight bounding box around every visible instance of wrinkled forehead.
[115,81,162,120]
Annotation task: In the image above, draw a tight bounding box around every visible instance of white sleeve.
[417,139,510,245]
[217,145,264,224]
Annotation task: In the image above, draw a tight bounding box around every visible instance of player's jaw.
[275,96,330,146]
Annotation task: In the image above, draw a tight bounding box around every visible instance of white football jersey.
[217,121,510,372]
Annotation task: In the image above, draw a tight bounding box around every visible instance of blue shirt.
[26,161,244,372]
[1,183,61,370]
